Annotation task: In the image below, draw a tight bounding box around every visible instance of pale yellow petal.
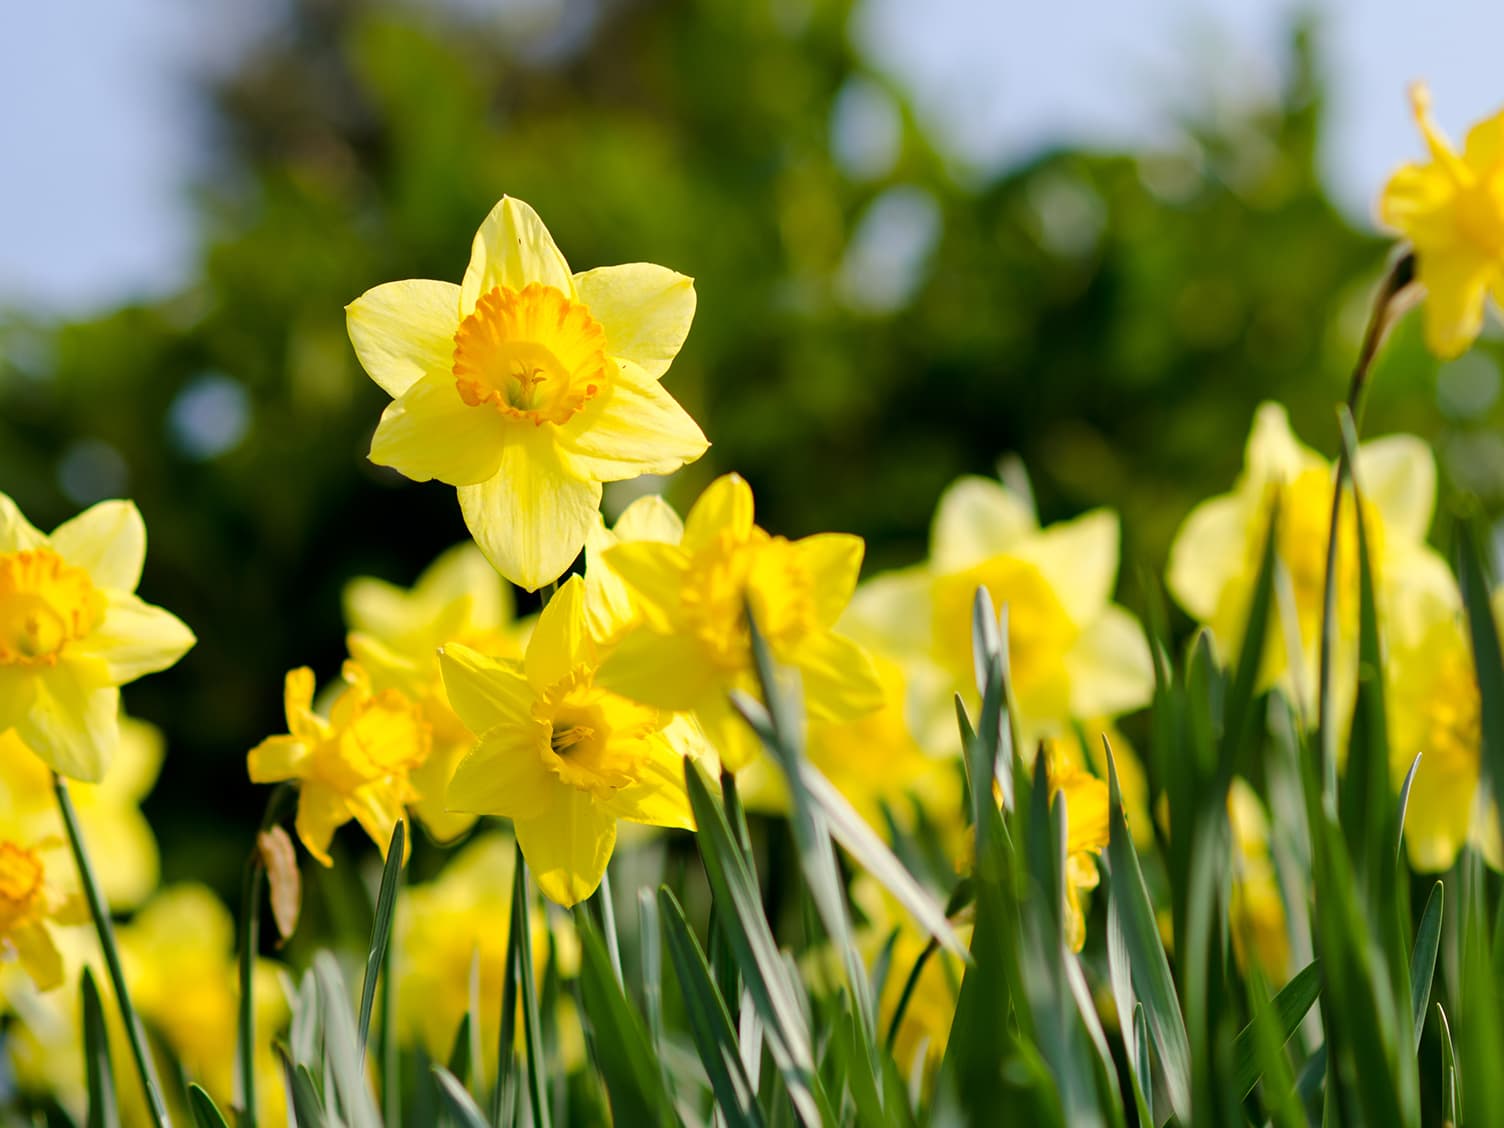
[1245,402,1320,487]
[0,492,45,554]
[49,500,146,593]
[369,370,510,486]
[71,592,195,685]
[555,362,708,481]
[447,727,556,819]
[574,263,696,380]
[461,197,573,314]
[342,578,415,642]
[1165,494,1249,624]
[793,631,884,723]
[1010,509,1120,628]
[613,495,684,545]
[524,576,592,691]
[416,542,512,627]
[247,735,310,783]
[409,739,478,843]
[11,670,119,783]
[12,922,64,992]
[682,474,754,551]
[1062,605,1154,720]
[597,543,691,631]
[1419,246,1494,359]
[1354,435,1436,544]
[791,533,864,628]
[931,475,1037,572]
[437,643,533,733]
[458,439,602,592]
[595,628,717,712]
[106,716,165,802]
[78,803,159,910]
[840,568,933,655]
[515,790,617,907]
[0,667,40,738]
[346,279,462,398]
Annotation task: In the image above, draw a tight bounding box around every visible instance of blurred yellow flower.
[1379,84,1504,357]
[442,577,699,906]
[0,494,194,781]
[848,473,1151,752]
[598,473,884,772]
[0,822,84,991]
[394,833,579,1070]
[247,663,429,865]
[1051,757,1110,954]
[1227,779,1291,982]
[0,716,164,911]
[347,196,709,591]
[1166,403,1452,717]
[345,542,530,842]
[119,884,287,1125]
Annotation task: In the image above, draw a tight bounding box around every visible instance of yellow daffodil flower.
[1043,722,1153,850]
[247,662,429,865]
[0,716,164,910]
[1166,402,1453,717]
[1379,84,1504,357]
[1051,757,1110,953]
[119,885,288,1125]
[345,542,530,842]
[596,473,884,772]
[442,576,699,906]
[346,196,709,591]
[395,833,581,1071]
[1385,579,1503,872]
[848,472,1152,753]
[1227,779,1291,982]
[0,818,85,991]
[0,494,194,782]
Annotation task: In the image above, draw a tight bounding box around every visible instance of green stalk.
[236,850,264,1128]
[54,774,172,1128]
[595,865,624,985]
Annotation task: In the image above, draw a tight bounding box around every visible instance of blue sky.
[4,0,1504,315]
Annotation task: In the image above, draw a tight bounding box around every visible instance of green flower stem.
[236,849,264,1128]
[54,773,173,1128]
[595,865,624,984]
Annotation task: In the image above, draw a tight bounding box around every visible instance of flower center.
[0,841,45,929]
[452,284,613,427]
[539,680,658,797]
[314,684,430,792]
[0,548,106,667]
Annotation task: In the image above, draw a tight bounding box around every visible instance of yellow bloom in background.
[583,494,686,644]
[345,542,530,842]
[395,833,580,1071]
[0,716,164,911]
[1227,779,1291,983]
[598,473,884,772]
[1050,757,1111,954]
[247,663,429,865]
[347,196,709,591]
[119,884,288,1126]
[442,577,699,906]
[849,472,1152,753]
[0,494,194,781]
[1384,579,1503,872]
[1379,84,1504,357]
[1166,402,1452,717]
[0,820,85,991]
[1043,722,1154,850]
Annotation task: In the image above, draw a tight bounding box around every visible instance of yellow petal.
[458,439,603,592]
[369,370,509,486]
[409,740,478,843]
[342,577,414,642]
[1010,509,1120,628]
[1244,402,1319,487]
[0,492,45,554]
[1165,494,1248,624]
[247,735,310,783]
[12,922,64,992]
[295,784,349,866]
[12,671,119,783]
[72,592,196,685]
[438,643,533,733]
[346,279,462,398]
[840,568,933,655]
[574,264,696,380]
[613,495,684,544]
[1419,246,1494,359]
[461,197,574,314]
[78,802,160,910]
[447,726,556,818]
[597,543,692,631]
[0,666,40,733]
[49,500,146,592]
[555,362,708,481]
[696,690,763,773]
[1378,161,1457,244]
[515,789,617,907]
[1354,435,1435,544]
[793,631,884,723]
[791,534,864,629]
[525,576,592,690]
[682,474,754,551]
[598,734,694,830]
[416,542,512,626]
[104,716,165,802]
[347,787,410,860]
[931,476,1036,572]
[1063,605,1154,720]
[596,628,716,712]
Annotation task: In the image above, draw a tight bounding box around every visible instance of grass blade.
[510,845,551,1128]
[575,910,671,1126]
[277,1046,327,1128]
[1231,959,1322,1097]
[81,969,121,1128]
[1410,881,1443,1052]
[432,1067,490,1128]
[357,820,405,1056]
[314,953,381,1128]
[188,1086,232,1128]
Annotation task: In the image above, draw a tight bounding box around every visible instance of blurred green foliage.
[1,1,1498,891]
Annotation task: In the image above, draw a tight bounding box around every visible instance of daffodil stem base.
[54,773,173,1128]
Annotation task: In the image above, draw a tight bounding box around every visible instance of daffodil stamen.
[0,842,46,928]
[0,549,106,667]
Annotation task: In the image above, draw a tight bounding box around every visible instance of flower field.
[7,59,1504,1126]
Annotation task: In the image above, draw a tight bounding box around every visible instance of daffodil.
[848,472,1152,753]
[0,494,194,781]
[394,833,580,1070]
[1050,757,1110,953]
[119,884,288,1125]
[1227,779,1291,982]
[247,663,429,865]
[345,542,530,841]
[597,473,884,772]
[1166,402,1453,716]
[442,576,699,906]
[346,196,709,591]
[0,820,85,991]
[0,716,164,910]
[1379,84,1504,357]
